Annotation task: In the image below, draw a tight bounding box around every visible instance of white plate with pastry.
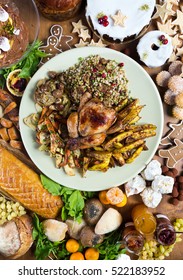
[19,47,164,191]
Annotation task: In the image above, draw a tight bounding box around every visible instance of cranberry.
[163,39,168,45]
[118,62,124,67]
[103,15,108,21]
[103,20,109,27]
[93,67,97,72]
[159,35,165,41]
[13,78,27,92]
[98,17,104,24]
[101,73,106,78]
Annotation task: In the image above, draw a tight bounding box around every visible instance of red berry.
[103,15,108,21]
[159,35,165,41]
[103,20,109,27]
[163,39,168,45]
[102,73,106,78]
[98,17,103,24]
[118,62,124,67]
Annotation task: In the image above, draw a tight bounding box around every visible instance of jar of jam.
[122,222,145,254]
[35,0,83,21]
[155,214,176,246]
[131,204,157,236]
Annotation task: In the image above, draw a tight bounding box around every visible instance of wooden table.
[1,1,183,260]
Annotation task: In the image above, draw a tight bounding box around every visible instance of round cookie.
[137,30,173,67]
[85,0,156,43]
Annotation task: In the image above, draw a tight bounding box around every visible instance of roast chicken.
[66,98,117,150]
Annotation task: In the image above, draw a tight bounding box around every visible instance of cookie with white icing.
[137,30,173,67]
[85,0,156,43]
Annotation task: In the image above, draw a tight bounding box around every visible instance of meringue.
[124,175,146,197]
[141,159,162,180]
[140,187,162,208]
[151,175,174,194]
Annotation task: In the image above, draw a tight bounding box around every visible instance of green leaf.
[40,174,62,195]
[0,40,47,88]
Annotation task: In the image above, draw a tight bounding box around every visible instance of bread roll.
[0,145,63,218]
[0,215,33,259]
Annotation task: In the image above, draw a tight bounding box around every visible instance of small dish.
[0,0,40,69]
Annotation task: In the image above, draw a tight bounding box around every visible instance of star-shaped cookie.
[78,29,91,41]
[110,10,127,27]
[72,20,88,34]
[172,10,183,33]
[153,3,175,23]
[157,19,176,36]
[75,39,89,48]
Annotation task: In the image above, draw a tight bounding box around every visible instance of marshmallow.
[137,30,173,67]
[0,7,9,22]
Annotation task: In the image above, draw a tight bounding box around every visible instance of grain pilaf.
[63,55,129,108]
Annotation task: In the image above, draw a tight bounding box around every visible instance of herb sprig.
[0,40,47,87]
[40,174,96,222]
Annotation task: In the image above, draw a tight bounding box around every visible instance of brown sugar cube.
[161,165,169,174]
[178,194,183,201]
[172,187,179,197]
[171,197,179,206]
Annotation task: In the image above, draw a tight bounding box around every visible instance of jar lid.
[156,214,169,220]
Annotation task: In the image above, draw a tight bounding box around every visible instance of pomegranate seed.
[118,62,124,67]
[93,68,97,72]
[102,73,106,78]
[103,20,109,27]
[163,39,168,45]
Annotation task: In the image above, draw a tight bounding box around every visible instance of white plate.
[19,47,164,191]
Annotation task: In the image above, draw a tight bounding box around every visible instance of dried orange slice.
[106,187,124,205]
[115,193,127,207]
[99,190,110,205]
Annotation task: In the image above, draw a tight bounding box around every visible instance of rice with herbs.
[63,55,129,108]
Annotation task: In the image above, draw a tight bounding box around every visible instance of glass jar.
[131,204,157,236]
[122,222,145,254]
[155,214,176,246]
[35,0,83,21]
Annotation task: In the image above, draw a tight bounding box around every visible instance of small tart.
[6,69,29,97]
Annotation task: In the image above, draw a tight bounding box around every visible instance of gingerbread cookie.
[39,24,73,64]
[160,120,183,145]
[158,138,183,168]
